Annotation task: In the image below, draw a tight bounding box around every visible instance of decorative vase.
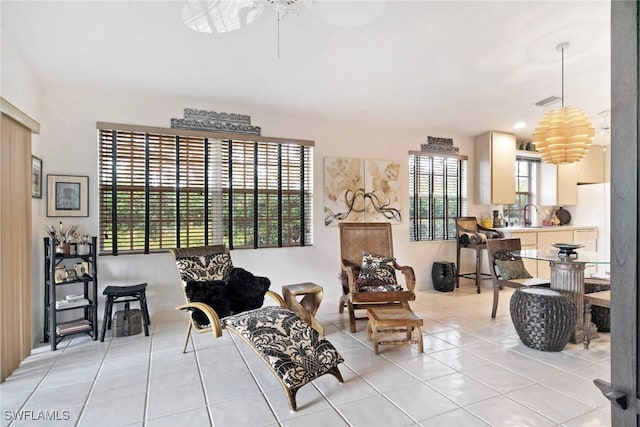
[77,244,90,256]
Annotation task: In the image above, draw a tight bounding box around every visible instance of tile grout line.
[4,344,67,427]
[73,337,113,426]
[190,332,216,427]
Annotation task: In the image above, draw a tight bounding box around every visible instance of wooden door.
[0,112,33,381]
[605,1,639,424]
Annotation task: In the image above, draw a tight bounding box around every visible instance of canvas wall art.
[324,157,401,226]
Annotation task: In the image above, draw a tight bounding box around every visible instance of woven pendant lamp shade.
[532,105,595,164]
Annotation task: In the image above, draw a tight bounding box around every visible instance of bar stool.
[100,283,150,341]
[455,217,503,293]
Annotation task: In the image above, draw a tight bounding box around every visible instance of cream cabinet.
[507,231,538,276]
[576,145,609,184]
[539,162,578,206]
[474,131,516,205]
[536,229,574,278]
[499,227,598,278]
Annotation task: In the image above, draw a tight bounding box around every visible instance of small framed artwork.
[47,175,89,217]
[32,155,42,199]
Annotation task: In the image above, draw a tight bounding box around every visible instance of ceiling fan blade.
[182,0,264,34]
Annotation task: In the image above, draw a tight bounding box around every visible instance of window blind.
[98,123,313,254]
[409,151,467,241]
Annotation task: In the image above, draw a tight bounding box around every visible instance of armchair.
[338,222,415,332]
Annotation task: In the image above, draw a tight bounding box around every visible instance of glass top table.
[514,249,610,344]
[514,249,610,265]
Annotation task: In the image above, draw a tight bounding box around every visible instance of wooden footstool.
[282,282,324,335]
[366,307,423,354]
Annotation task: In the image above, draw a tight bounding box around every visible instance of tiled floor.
[1,285,611,426]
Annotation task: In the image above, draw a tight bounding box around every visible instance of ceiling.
[1,0,611,140]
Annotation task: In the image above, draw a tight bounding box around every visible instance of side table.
[282,282,324,335]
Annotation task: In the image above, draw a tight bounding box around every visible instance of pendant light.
[532,42,595,164]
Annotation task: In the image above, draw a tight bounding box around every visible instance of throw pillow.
[184,280,230,323]
[175,252,233,282]
[224,267,271,314]
[357,252,398,286]
[494,259,532,280]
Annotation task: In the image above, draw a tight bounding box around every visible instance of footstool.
[510,288,576,352]
[366,307,423,354]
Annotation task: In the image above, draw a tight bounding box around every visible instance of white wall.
[27,83,489,344]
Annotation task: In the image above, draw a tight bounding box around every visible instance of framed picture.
[47,175,89,217]
[32,155,42,199]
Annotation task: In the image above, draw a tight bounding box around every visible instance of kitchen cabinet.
[536,229,574,278]
[506,231,538,276]
[539,162,578,206]
[576,145,609,184]
[474,131,516,205]
[499,226,597,278]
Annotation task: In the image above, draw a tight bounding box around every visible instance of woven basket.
[510,288,576,352]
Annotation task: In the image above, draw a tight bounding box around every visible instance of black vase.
[432,261,457,292]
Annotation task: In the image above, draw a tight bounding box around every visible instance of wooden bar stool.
[455,217,503,293]
[100,283,150,341]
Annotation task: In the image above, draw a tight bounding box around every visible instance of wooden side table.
[282,282,324,335]
[366,307,423,354]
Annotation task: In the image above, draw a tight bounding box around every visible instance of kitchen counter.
[495,225,599,278]
[494,225,598,233]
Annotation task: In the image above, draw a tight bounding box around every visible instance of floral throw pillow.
[175,252,233,283]
[357,252,398,286]
[494,259,532,280]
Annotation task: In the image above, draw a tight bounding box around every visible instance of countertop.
[495,225,598,233]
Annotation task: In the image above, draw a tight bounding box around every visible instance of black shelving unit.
[43,236,98,350]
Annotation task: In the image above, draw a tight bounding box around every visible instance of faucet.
[523,204,538,227]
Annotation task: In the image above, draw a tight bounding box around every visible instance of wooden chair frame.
[338,222,415,332]
[584,290,611,349]
[486,238,550,318]
[169,245,285,352]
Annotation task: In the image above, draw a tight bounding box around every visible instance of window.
[503,156,539,226]
[97,123,313,254]
[409,151,468,241]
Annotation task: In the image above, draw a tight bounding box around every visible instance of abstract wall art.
[324,157,401,226]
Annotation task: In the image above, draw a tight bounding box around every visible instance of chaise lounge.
[170,244,344,411]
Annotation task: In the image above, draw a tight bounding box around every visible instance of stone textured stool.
[510,288,576,352]
[100,283,150,341]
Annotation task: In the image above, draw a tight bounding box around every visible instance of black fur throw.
[224,267,271,314]
[184,280,230,324]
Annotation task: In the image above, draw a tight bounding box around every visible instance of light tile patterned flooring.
[1,285,611,426]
